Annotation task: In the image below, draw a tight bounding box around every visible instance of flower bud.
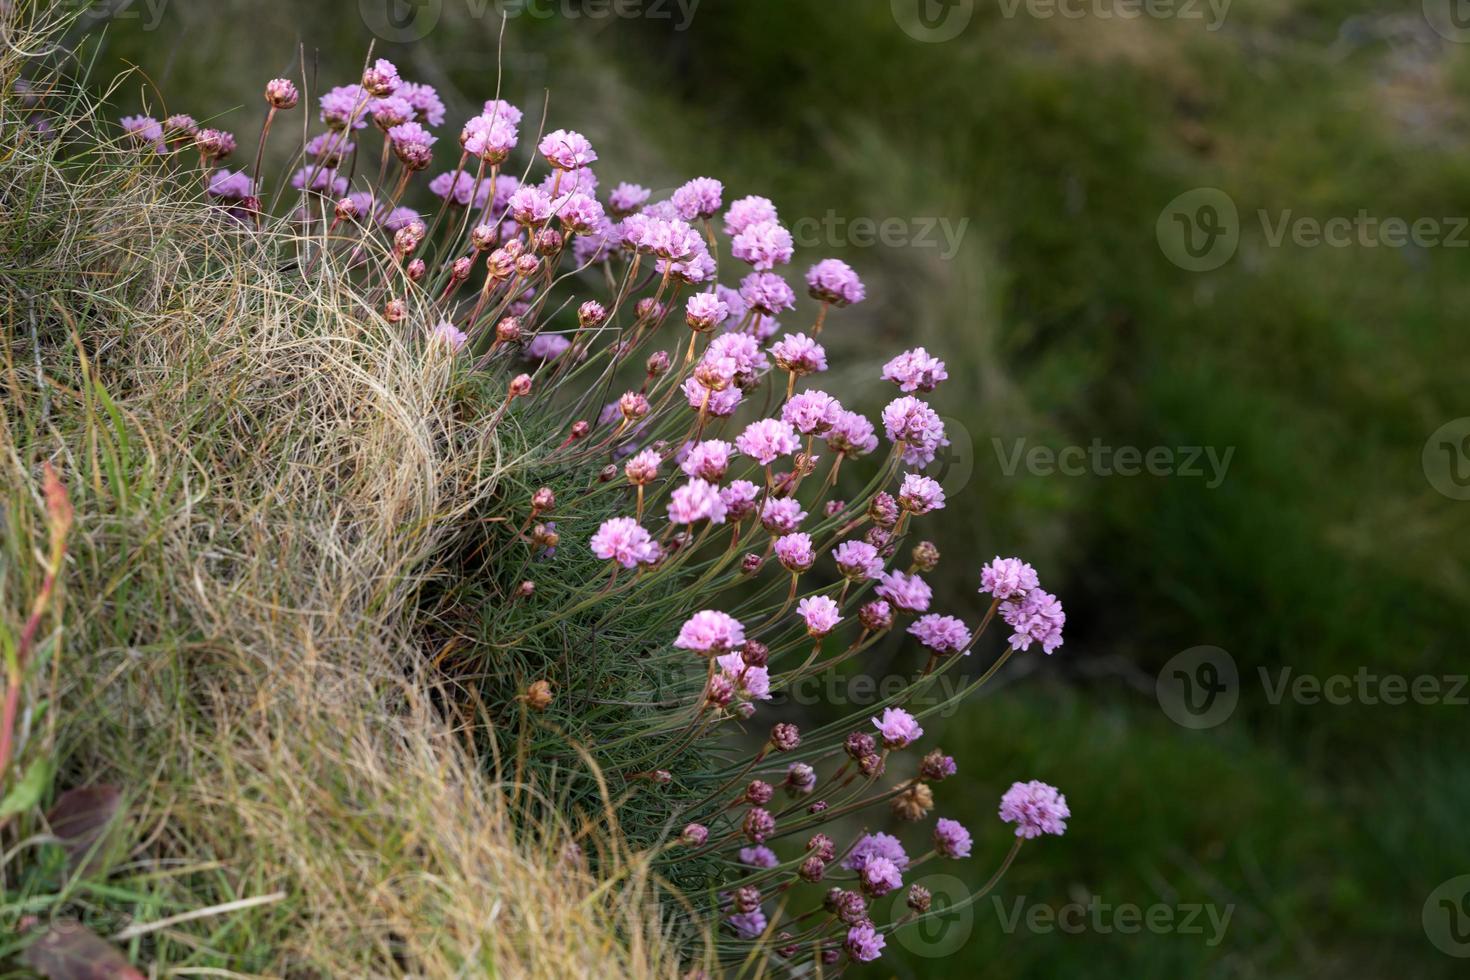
[335,197,360,222]
[858,753,885,778]
[808,834,836,862]
[578,300,607,328]
[908,884,932,914]
[383,299,407,324]
[487,249,517,280]
[646,351,670,377]
[569,420,590,441]
[534,228,563,255]
[785,762,816,795]
[706,674,735,707]
[515,580,536,599]
[496,317,523,344]
[598,464,618,483]
[735,702,755,720]
[733,886,761,914]
[531,487,555,513]
[769,722,800,751]
[650,769,672,784]
[525,679,553,711]
[844,732,877,759]
[509,374,532,398]
[515,254,541,278]
[741,553,764,575]
[743,807,775,843]
[635,298,663,321]
[746,780,774,805]
[394,226,420,256]
[825,499,846,517]
[395,142,433,172]
[920,750,957,781]
[451,256,473,281]
[406,258,426,282]
[471,223,496,251]
[265,78,299,109]
[680,823,708,846]
[912,540,940,572]
[742,641,769,668]
[799,857,826,882]
[868,491,899,528]
[858,600,894,633]
[807,799,828,815]
[619,392,650,421]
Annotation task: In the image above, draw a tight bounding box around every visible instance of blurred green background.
[85,0,1469,976]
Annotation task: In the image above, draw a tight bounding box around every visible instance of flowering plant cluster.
[113,57,1072,971]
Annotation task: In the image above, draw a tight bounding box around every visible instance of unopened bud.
[496,317,523,344]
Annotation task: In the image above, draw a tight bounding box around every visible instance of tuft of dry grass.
[0,18,700,976]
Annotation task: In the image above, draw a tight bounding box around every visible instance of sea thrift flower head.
[770,333,827,375]
[525,334,571,361]
[740,272,797,316]
[736,418,800,466]
[718,652,771,700]
[834,541,884,581]
[1001,588,1066,654]
[868,492,899,528]
[881,396,948,465]
[685,292,729,332]
[858,599,894,632]
[782,389,842,435]
[827,410,879,456]
[759,497,807,535]
[624,449,661,486]
[797,595,842,636]
[383,299,407,323]
[860,856,903,897]
[798,856,826,882]
[481,98,523,126]
[909,614,971,654]
[908,884,933,913]
[807,258,867,307]
[738,845,778,869]
[264,77,299,109]
[844,733,878,761]
[876,570,932,613]
[728,910,767,940]
[742,641,770,668]
[724,194,779,236]
[682,440,732,481]
[706,674,735,707]
[682,377,742,418]
[362,58,400,97]
[743,807,776,843]
[893,782,935,821]
[370,95,414,129]
[872,707,924,749]
[398,81,445,126]
[771,723,801,752]
[980,556,1041,600]
[705,332,768,381]
[554,191,605,234]
[681,823,708,846]
[590,517,658,569]
[619,392,650,421]
[509,186,554,226]
[206,169,255,200]
[320,84,369,130]
[675,610,745,654]
[120,114,164,151]
[669,177,723,222]
[395,140,433,171]
[898,474,946,514]
[882,346,949,393]
[912,540,941,572]
[844,832,909,872]
[163,114,197,138]
[921,750,958,781]
[999,780,1071,838]
[539,128,597,170]
[194,127,235,161]
[934,817,973,858]
[450,256,473,280]
[405,258,427,281]
[845,923,886,963]
[430,321,468,352]
[720,480,761,520]
[578,300,608,328]
[693,355,737,392]
[495,317,523,344]
[774,533,816,573]
[746,781,775,806]
[732,218,795,270]
[429,170,491,207]
[461,112,517,162]
[786,763,817,796]
[609,182,652,216]
[668,479,727,525]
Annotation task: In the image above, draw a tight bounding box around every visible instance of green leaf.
[0,758,54,820]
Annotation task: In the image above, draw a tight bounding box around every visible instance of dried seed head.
[525,679,553,710]
[892,782,934,821]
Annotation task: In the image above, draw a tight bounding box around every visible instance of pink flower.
[738,845,779,869]
[860,856,903,897]
[206,169,255,200]
[871,707,923,749]
[934,818,973,858]
[509,187,553,226]
[398,82,445,126]
[370,95,413,128]
[1001,588,1065,654]
[538,128,597,170]
[320,85,369,130]
[609,182,651,215]
[387,120,436,151]
[482,98,524,126]
[673,177,724,221]
[770,333,827,375]
[876,570,932,613]
[807,258,867,307]
[717,651,771,700]
[833,541,884,580]
[682,377,743,417]
[590,517,658,569]
[362,58,401,97]
[676,611,746,654]
[798,596,842,636]
[882,347,948,393]
[843,832,909,871]
[724,194,779,237]
[736,418,800,465]
[429,170,492,208]
[668,479,728,525]
[461,113,517,162]
[740,272,796,316]
[897,473,945,514]
[908,614,971,654]
[732,219,794,270]
[681,440,732,481]
[999,780,1070,839]
[979,556,1039,600]
[429,321,468,352]
[720,480,761,520]
[782,389,842,435]
[760,497,807,535]
[553,192,606,234]
[705,332,768,379]
[774,533,816,572]
[120,114,164,151]
[525,334,571,361]
[685,293,730,332]
[881,396,948,466]
[728,909,768,939]
[827,411,879,456]
[624,449,661,485]
[846,923,886,963]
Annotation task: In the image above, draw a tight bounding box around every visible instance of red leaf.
[20,920,145,980]
[46,785,122,872]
